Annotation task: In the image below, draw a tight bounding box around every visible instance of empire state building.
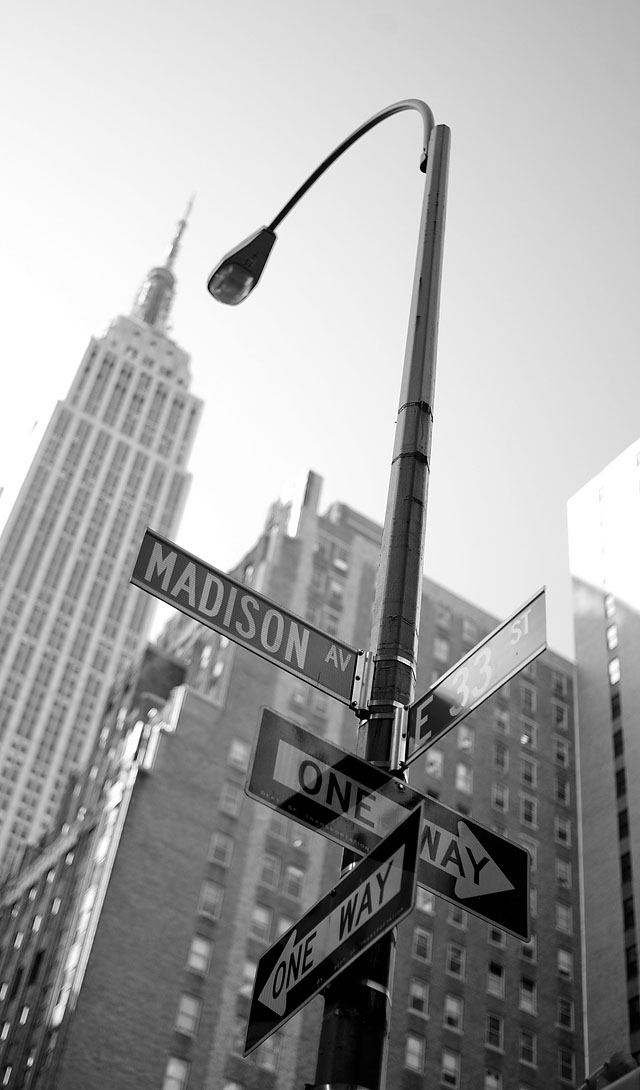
[0,206,203,868]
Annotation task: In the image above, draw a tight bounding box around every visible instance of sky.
[1,0,639,663]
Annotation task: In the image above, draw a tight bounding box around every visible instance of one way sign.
[244,807,421,1055]
[247,710,530,940]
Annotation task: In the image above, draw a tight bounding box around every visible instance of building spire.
[132,197,194,333]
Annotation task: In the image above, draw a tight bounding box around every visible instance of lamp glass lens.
[208,263,254,305]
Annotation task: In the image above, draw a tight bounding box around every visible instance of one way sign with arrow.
[244,806,421,1055]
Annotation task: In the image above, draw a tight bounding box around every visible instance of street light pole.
[311,120,449,1090]
[207,102,450,1090]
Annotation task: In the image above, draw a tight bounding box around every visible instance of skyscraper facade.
[568,439,640,1067]
[0,472,584,1090]
[0,208,202,867]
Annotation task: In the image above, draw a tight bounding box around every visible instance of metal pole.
[309,123,450,1090]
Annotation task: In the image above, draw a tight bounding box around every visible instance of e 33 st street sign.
[404,588,546,768]
[244,806,421,1056]
[131,529,361,706]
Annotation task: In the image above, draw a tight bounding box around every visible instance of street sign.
[131,529,361,706]
[247,708,530,940]
[247,707,423,855]
[245,805,421,1055]
[404,588,546,768]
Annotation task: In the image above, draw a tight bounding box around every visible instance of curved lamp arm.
[207,99,435,305]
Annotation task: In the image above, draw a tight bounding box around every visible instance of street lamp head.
[207,227,277,305]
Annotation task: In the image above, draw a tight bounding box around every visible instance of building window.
[413,927,432,963]
[520,757,537,788]
[556,858,572,889]
[446,944,465,979]
[554,737,570,766]
[519,836,537,871]
[556,776,570,805]
[519,719,536,750]
[485,1068,503,1090]
[282,864,304,900]
[198,881,223,920]
[257,1033,281,1072]
[441,1049,461,1088]
[488,926,505,948]
[617,768,627,799]
[493,742,508,773]
[556,903,573,934]
[557,996,574,1030]
[555,816,571,846]
[219,780,243,817]
[457,724,474,752]
[620,809,630,839]
[209,832,234,868]
[436,603,452,628]
[408,978,429,1017]
[486,1013,504,1050]
[228,739,250,771]
[448,905,467,929]
[463,617,477,643]
[416,888,436,914]
[443,994,464,1031]
[492,784,508,813]
[405,1033,426,1072]
[239,959,257,997]
[487,961,505,997]
[559,1047,575,1083]
[276,914,295,938]
[521,934,537,962]
[519,977,537,1014]
[553,701,569,730]
[494,708,510,733]
[609,658,621,686]
[552,669,570,697]
[186,935,212,975]
[175,994,201,1036]
[520,683,536,715]
[558,949,573,981]
[606,624,619,650]
[455,763,472,794]
[434,636,450,663]
[520,796,537,829]
[249,904,272,943]
[424,748,443,778]
[520,1029,537,1067]
[260,854,281,890]
[621,852,633,884]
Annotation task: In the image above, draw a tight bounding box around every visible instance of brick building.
[0,471,584,1089]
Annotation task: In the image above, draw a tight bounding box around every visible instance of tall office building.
[0,472,584,1090]
[568,439,640,1067]
[0,207,202,868]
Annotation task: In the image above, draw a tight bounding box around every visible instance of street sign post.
[131,529,361,706]
[247,708,530,939]
[245,805,421,1055]
[404,588,546,768]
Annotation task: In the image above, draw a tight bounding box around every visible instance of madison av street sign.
[131,529,361,705]
[404,588,546,768]
[247,709,530,940]
[245,806,421,1055]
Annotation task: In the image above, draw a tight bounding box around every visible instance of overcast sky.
[2,0,639,661]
